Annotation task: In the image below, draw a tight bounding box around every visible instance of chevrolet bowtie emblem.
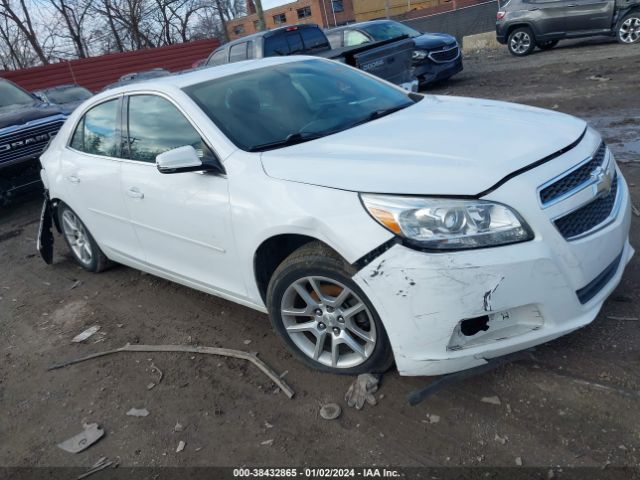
[591,165,613,197]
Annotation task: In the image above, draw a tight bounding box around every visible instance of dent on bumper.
[352,237,634,377]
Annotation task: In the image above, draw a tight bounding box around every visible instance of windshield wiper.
[248,132,324,152]
[367,103,414,121]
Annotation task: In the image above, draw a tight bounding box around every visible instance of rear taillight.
[497,11,506,20]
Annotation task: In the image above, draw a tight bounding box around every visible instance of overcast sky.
[261,0,295,11]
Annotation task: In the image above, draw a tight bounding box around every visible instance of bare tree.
[0,0,49,64]
[47,0,92,58]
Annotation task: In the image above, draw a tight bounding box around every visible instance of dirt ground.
[1,39,639,473]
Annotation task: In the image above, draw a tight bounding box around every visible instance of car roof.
[326,19,397,33]
[91,56,323,99]
[215,23,321,50]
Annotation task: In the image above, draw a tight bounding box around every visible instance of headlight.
[412,50,428,61]
[361,194,533,250]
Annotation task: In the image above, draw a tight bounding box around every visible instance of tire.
[617,13,640,44]
[537,40,558,50]
[266,241,394,375]
[508,27,536,56]
[57,203,112,273]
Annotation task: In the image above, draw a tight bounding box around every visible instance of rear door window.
[285,31,304,54]
[70,99,119,157]
[300,28,329,51]
[345,30,370,46]
[264,33,290,56]
[208,49,228,66]
[229,43,249,62]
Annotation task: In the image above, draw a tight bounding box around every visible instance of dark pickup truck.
[497,0,640,55]
[0,79,67,206]
[206,24,418,91]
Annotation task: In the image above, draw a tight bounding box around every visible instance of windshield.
[184,59,418,152]
[44,86,92,104]
[0,81,36,109]
[362,21,421,41]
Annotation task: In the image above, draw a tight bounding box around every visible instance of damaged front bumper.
[352,154,634,376]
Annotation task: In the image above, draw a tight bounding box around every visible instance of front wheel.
[537,40,558,50]
[617,14,640,44]
[267,242,393,375]
[508,27,536,56]
[58,203,112,272]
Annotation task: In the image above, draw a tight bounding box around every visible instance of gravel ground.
[1,38,639,474]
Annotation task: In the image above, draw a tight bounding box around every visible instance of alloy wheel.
[510,32,531,54]
[280,276,377,369]
[61,209,93,266]
[620,17,640,43]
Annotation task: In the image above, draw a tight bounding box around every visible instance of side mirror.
[156,145,221,174]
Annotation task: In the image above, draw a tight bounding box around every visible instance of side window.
[345,30,370,47]
[246,41,255,59]
[208,49,228,66]
[285,31,304,54]
[229,42,248,62]
[264,33,290,56]
[301,28,329,51]
[326,31,343,48]
[70,99,119,157]
[126,95,204,163]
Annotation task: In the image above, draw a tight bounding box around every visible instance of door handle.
[567,3,576,6]
[127,187,144,199]
[66,175,80,184]
[528,7,539,10]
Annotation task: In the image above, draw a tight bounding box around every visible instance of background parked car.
[326,19,463,86]
[32,84,93,113]
[0,79,66,205]
[497,0,640,56]
[206,24,418,91]
[102,68,171,90]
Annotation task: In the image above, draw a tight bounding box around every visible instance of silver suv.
[496,0,640,56]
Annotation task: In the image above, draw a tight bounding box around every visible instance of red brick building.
[226,0,355,40]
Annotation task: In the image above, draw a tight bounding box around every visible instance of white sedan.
[40,56,633,376]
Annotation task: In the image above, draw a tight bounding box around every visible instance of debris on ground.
[345,373,379,410]
[495,434,508,445]
[425,413,440,424]
[57,423,104,453]
[126,408,149,417]
[632,203,640,217]
[48,343,295,399]
[606,315,638,321]
[515,456,523,466]
[319,403,342,420]
[71,326,101,343]
[260,439,274,446]
[174,422,184,432]
[76,457,115,479]
[588,74,610,82]
[264,421,274,429]
[481,396,502,405]
[176,440,185,453]
[147,362,163,390]
[243,339,252,345]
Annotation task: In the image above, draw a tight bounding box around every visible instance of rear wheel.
[267,242,393,375]
[537,40,558,50]
[617,14,640,44]
[508,27,536,56]
[58,203,112,272]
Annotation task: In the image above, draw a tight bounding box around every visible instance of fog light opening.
[460,315,490,336]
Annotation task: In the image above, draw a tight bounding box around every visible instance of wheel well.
[507,23,535,39]
[253,234,333,303]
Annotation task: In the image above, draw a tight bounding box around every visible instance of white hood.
[260,95,587,196]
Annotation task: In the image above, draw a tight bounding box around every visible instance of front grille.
[429,46,459,63]
[540,142,606,205]
[554,174,618,239]
[0,120,64,165]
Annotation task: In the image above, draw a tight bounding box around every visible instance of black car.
[33,84,93,113]
[0,79,66,205]
[497,0,640,56]
[326,19,463,86]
